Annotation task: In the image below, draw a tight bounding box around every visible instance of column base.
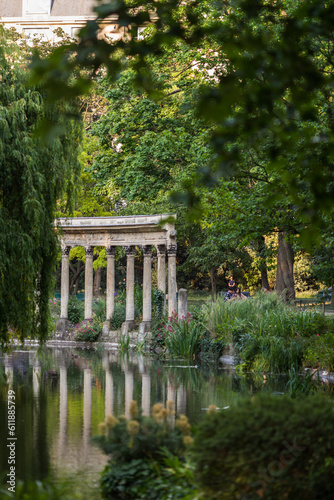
[121,320,137,335]
[55,319,71,340]
[102,320,111,337]
[139,321,151,334]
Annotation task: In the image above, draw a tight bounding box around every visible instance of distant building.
[0,0,149,42]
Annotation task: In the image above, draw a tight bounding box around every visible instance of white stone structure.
[56,215,177,337]
[0,0,155,42]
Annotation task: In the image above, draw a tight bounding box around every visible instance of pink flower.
[317,334,320,336]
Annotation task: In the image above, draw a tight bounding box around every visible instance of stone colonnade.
[60,243,177,332]
[56,215,177,336]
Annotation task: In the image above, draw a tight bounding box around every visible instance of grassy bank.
[203,292,334,372]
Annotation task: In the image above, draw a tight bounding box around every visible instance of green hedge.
[191,395,334,499]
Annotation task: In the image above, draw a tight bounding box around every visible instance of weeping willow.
[0,27,82,345]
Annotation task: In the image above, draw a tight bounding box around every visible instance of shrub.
[134,283,143,318]
[67,297,84,325]
[49,298,60,318]
[304,332,334,371]
[152,288,165,319]
[75,319,101,342]
[191,395,334,500]
[94,401,195,499]
[93,298,106,323]
[163,312,206,359]
[205,293,334,372]
[286,366,320,398]
[110,305,126,329]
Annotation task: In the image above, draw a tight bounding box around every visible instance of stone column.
[167,244,177,318]
[122,245,136,332]
[106,246,116,320]
[84,246,94,320]
[157,245,166,294]
[178,289,188,320]
[103,246,116,336]
[140,245,152,333]
[125,369,134,419]
[141,374,151,416]
[59,366,68,453]
[60,246,71,319]
[176,384,187,415]
[157,244,166,313]
[83,368,92,448]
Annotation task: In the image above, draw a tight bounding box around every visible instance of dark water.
[0,345,287,486]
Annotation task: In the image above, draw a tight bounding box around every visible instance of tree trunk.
[261,269,270,290]
[276,231,295,301]
[210,266,217,302]
[257,236,270,290]
[94,267,102,296]
[70,261,84,296]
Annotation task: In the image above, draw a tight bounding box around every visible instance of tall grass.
[204,292,334,372]
[164,319,205,359]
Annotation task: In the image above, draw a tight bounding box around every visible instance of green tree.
[30,0,334,227]
[0,28,82,344]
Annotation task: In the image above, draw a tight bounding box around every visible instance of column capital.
[167,244,177,256]
[157,244,166,256]
[85,246,94,256]
[61,246,71,256]
[124,245,135,256]
[142,245,152,257]
[106,246,116,256]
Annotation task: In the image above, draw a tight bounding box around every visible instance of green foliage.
[100,454,196,500]
[93,298,106,323]
[304,332,334,371]
[110,305,126,330]
[134,283,143,319]
[67,297,84,325]
[0,26,82,345]
[152,288,165,320]
[0,479,73,499]
[119,334,131,352]
[164,312,207,360]
[286,367,320,398]
[49,298,61,318]
[94,401,194,499]
[205,292,334,371]
[191,395,334,500]
[0,476,99,499]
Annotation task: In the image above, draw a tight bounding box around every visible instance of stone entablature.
[57,215,177,248]
[56,215,177,339]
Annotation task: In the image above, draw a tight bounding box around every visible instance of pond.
[0,345,288,492]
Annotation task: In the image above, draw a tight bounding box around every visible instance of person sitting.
[227,276,236,293]
[225,290,233,301]
[233,287,247,300]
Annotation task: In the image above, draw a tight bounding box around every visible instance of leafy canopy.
[30,0,334,235]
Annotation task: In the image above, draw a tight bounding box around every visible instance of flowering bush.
[94,401,195,499]
[75,318,101,342]
[49,298,60,318]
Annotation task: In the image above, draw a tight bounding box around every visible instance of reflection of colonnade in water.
[52,351,187,471]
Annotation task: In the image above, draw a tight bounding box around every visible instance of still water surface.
[0,345,287,486]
